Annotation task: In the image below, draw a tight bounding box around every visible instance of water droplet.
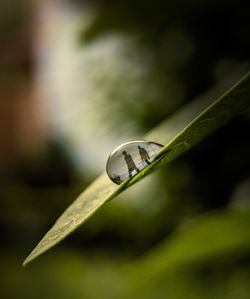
[106,140,164,184]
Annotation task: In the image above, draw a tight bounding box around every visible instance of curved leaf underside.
[23,71,250,266]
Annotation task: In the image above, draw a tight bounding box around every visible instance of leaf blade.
[23,71,250,266]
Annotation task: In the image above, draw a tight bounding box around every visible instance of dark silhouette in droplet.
[138,145,150,165]
[122,150,140,178]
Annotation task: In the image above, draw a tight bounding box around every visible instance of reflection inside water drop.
[106,140,163,184]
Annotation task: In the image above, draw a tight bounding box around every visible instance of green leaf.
[126,209,250,299]
[132,209,250,277]
[23,71,250,266]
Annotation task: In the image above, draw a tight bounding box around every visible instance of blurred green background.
[0,0,250,298]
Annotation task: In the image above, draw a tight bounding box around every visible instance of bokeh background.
[0,0,250,298]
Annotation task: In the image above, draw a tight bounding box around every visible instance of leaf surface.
[23,72,250,266]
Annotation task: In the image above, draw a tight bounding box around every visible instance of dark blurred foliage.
[0,1,32,80]
[0,0,250,298]
[73,0,250,134]
[79,0,250,96]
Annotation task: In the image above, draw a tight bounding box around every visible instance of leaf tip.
[22,251,38,267]
[22,256,31,267]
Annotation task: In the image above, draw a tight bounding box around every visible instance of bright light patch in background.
[34,0,155,177]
